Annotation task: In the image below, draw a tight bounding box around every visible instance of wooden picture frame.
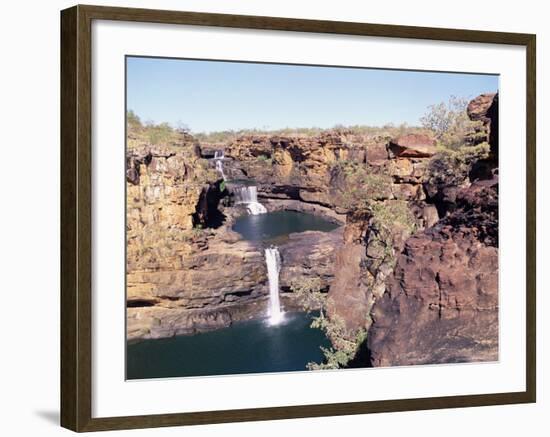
[60,4,536,432]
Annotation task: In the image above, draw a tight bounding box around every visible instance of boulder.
[388,134,437,158]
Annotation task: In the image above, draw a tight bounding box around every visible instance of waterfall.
[265,247,283,325]
[234,186,267,215]
[213,150,226,180]
[215,160,225,180]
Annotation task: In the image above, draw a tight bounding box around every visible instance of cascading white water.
[265,247,283,325]
[234,186,267,215]
[215,160,225,180]
[213,150,226,180]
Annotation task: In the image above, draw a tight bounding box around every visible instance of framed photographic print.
[60,4,536,432]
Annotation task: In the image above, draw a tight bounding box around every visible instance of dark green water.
[226,178,257,186]
[127,312,330,380]
[233,210,339,242]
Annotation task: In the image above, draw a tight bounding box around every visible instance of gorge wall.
[367,93,499,365]
[126,145,269,339]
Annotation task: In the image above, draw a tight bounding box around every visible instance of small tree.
[420,96,483,149]
[290,277,326,316]
[308,314,367,370]
[127,110,142,130]
[290,278,367,370]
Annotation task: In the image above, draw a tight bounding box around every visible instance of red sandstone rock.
[388,133,437,158]
[367,182,499,366]
[467,93,496,123]
[467,93,499,157]
[327,213,372,332]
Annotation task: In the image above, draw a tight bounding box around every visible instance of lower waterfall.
[265,247,283,325]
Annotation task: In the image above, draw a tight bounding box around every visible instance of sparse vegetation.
[331,161,393,210]
[127,109,142,131]
[425,142,491,190]
[290,277,326,315]
[369,200,417,236]
[366,200,418,270]
[420,96,484,149]
[126,110,192,149]
[257,154,273,165]
[193,124,430,143]
[308,315,367,371]
[144,121,175,145]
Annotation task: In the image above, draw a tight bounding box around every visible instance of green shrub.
[420,96,484,149]
[425,142,490,191]
[363,200,417,270]
[307,314,367,370]
[290,278,367,370]
[146,121,175,145]
[257,154,273,165]
[331,161,393,210]
[369,200,417,236]
[290,277,326,315]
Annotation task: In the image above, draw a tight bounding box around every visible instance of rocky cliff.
[367,93,499,366]
[326,134,438,335]
[126,144,273,339]
[221,131,388,208]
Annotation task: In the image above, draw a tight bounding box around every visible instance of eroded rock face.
[467,92,499,157]
[327,200,421,335]
[221,131,388,207]
[367,180,499,366]
[279,228,344,292]
[128,299,269,340]
[327,211,372,332]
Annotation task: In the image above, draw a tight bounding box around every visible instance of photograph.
[125,57,499,380]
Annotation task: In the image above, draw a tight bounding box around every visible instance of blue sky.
[126,57,498,133]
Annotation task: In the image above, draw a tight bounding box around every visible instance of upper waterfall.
[213,150,226,180]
